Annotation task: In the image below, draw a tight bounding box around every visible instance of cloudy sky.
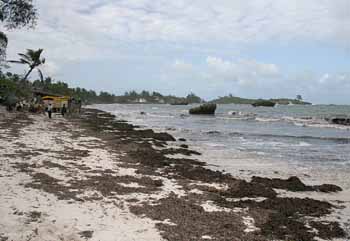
[5,0,350,103]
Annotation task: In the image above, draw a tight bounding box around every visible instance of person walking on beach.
[61,104,67,117]
[47,103,53,119]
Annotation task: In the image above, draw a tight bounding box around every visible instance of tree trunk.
[23,67,34,81]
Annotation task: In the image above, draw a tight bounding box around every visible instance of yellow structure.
[42,96,69,111]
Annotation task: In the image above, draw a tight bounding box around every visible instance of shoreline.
[0,107,348,240]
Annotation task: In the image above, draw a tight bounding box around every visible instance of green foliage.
[0,0,37,61]
[0,71,31,102]
[0,31,8,61]
[0,0,37,29]
[186,92,202,103]
[0,71,111,104]
[115,91,202,104]
[212,94,311,105]
[8,48,45,80]
[212,95,255,104]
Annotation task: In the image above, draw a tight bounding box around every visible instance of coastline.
[0,107,348,241]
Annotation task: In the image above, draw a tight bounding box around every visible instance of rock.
[189,104,217,115]
[178,138,186,142]
[327,115,350,126]
[180,144,188,149]
[206,131,221,135]
[140,111,146,115]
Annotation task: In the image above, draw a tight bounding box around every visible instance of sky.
[4,0,350,104]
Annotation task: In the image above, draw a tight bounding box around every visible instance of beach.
[0,107,349,241]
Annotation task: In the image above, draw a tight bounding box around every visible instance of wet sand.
[0,108,348,241]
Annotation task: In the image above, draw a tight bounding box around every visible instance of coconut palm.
[8,48,45,81]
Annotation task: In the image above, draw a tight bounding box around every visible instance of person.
[61,104,67,117]
[77,99,82,113]
[47,103,53,119]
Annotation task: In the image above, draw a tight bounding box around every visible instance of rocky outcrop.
[327,115,350,126]
[189,104,217,115]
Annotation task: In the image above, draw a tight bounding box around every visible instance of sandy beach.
[0,108,348,241]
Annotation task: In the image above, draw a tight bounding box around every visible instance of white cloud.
[6,0,350,62]
[2,0,350,103]
[205,56,280,86]
[172,60,193,72]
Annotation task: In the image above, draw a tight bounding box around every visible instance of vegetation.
[0,0,37,61]
[9,48,45,81]
[212,94,311,105]
[0,72,312,106]
[115,91,203,104]
[252,100,276,107]
[0,71,115,104]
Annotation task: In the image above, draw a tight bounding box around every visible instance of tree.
[0,0,37,61]
[296,95,303,101]
[0,31,7,62]
[8,48,45,81]
[186,92,202,103]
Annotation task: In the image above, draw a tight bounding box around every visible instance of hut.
[42,96,69,112]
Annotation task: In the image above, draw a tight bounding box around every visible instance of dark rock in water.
[251,176,342,193]
[206,131,221,135]
[178,138,186,142]
[180,144,188,149]
[327,115,350,126]
[189,104,217,115]
[252,100,276,107]
[140,111,146,115]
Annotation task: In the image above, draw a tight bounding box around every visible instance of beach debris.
[79,230,93,239]
[251,176,342,193]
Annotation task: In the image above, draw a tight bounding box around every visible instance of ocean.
[91,104,350,183]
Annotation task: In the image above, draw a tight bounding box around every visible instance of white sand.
[0,114,164,241]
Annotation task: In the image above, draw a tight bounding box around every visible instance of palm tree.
[8,48,45,81]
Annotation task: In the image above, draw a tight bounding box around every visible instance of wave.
[229,132,350,143]
[229,114,350,130]
[255,117,280,122]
